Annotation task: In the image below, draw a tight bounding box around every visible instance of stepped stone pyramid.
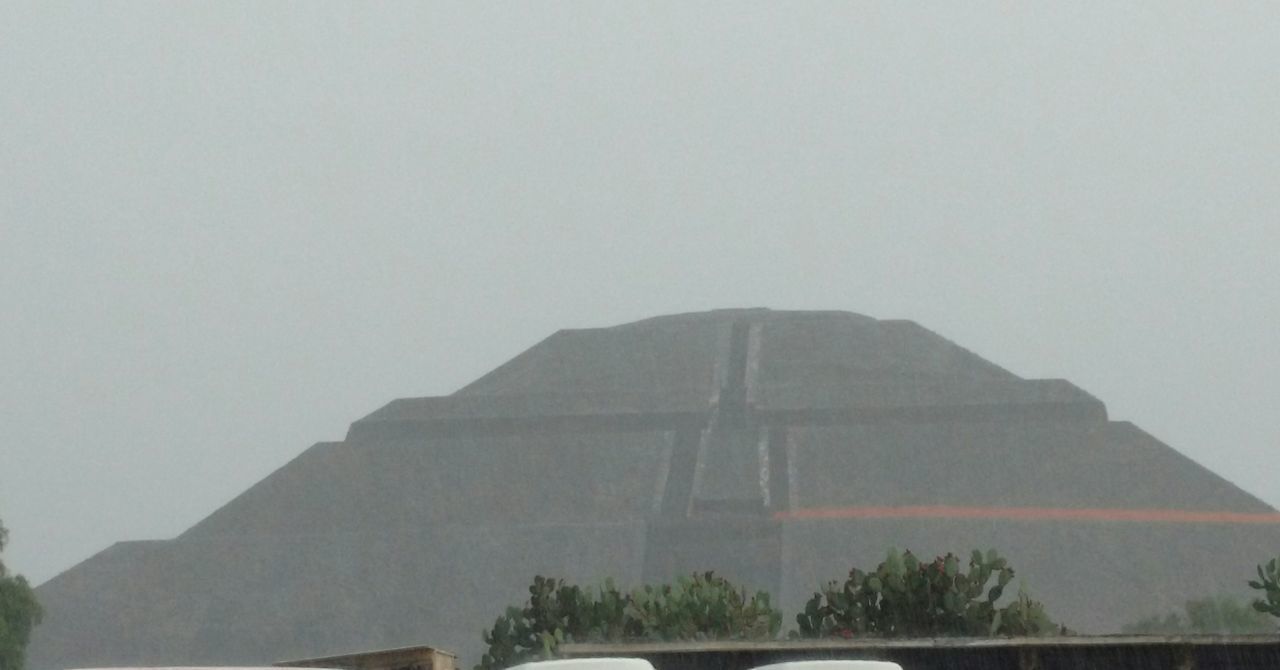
[29,309,1280,669]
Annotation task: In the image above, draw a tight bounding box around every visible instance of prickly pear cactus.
[476,572,780,670]
[1249,556,1280,619]
[794,548,1059,638]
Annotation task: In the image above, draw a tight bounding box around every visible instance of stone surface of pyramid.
[29,309,1280,670]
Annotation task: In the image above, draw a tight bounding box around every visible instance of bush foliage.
[0,521,43,670]
[477,572,781,670]
[794,548,1059,638]
[1122,596,1275,634]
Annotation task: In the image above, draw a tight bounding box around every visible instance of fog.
[1,1,1278,587]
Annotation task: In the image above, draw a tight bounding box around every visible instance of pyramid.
[29,309,1280,669]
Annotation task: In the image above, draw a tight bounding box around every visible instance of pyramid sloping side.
[184,431,675,541]
[789,420,1273,512]
[755,315,1019,387]
[453,310,733,398]
[30,524,649,670]
[1094,422,1276,512]
[449,310,1022,402]
[355,310,1090,431]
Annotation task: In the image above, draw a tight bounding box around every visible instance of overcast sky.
[2,2,1278,585]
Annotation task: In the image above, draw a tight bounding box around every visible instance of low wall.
[561,636,1280,670]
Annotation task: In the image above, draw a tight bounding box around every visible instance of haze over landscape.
[3,0,1279,590]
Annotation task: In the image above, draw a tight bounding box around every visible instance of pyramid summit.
[30,309,1280,669]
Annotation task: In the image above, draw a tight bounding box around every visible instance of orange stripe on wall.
[774,505,1280,524]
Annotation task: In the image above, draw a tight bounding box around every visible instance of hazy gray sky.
[2,2,1278,584]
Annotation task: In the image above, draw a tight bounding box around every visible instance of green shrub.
[794,548,1060,638]
[627,572,781,641]
[1123,596,1275,634]
[1,521,43,670]
[477,572,780,670]
[1249,556,1280,619]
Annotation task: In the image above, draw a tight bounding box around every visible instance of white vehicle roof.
[70,667,338,670]
[749,661,903,670]
[505,658,656,670]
